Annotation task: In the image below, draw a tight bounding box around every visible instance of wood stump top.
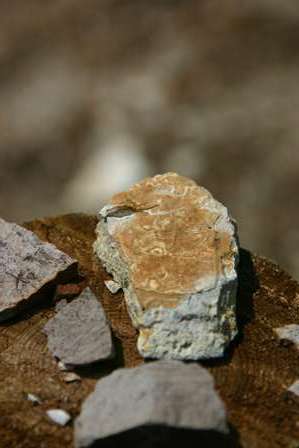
[0,213,299,448]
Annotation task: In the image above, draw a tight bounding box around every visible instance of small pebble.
[104,280,121,294]
[27,393,42,405]
[57,361,69,371]
[64,372,81,383]
[46,409,71,426]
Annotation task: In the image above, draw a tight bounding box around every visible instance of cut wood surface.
[0,213,299,447]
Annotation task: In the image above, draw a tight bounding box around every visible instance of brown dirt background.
[1,214,299,447]
[1,1,299,279]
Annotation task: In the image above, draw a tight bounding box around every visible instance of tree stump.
[0,213,298,448]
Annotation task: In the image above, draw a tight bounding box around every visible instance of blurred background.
[1,0,299,278]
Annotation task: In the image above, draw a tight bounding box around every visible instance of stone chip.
[74,360,228,447]
[104,280,121,294]
[288,379,299,396]
[274,324,299,349]
[43,287,114,367]
[47,409,71,426]
[94,172,239,360]
[0,217,77,322]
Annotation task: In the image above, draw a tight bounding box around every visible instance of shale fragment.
[74,360,227,447]
[0,217,77,322]
[94,172,239,360]
[43,287,114,367]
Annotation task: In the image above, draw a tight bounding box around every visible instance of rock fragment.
[288,380,299,396]
[47,409,71,426]
[57,360,69,371]
[274,324,299,348]
[55,299,68,312]
[0,218,77,322]
[43,287,114,367]
[74,360,227,447]
[27,393,42,405]
[94,172,239,360]
[63,372,81,383]
[104,280,121,294]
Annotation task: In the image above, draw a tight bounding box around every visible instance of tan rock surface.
[94,173,239,359]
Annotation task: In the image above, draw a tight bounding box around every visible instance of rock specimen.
[94,172,239,360]
[0,217,76,322]
[274,324,299,349]
[43,287,114,367]
[74,360,227,447]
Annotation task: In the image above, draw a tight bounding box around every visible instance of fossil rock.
[74,360,227,447]
[94,173,239,360]
[43,287,114,367]
[0,217,77,322]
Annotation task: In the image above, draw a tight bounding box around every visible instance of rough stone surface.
[55,299,68,312]
[74,360,227,447]
[94,173,239,360]
[0,217,77,322]
[274,324,299,349]
[43,287,114,367]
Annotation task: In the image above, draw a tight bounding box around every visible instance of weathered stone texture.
[0,217,76,322]
[74,360,227,447]
[43,287,114,367]
[94,173,239,360]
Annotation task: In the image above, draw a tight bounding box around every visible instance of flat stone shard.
[43,287,114,367]
[46,409,71,426]
[0,218,77,322]
[74,360,228,447]
[94,172,239,360]
[288,380,299,396]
